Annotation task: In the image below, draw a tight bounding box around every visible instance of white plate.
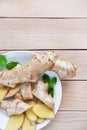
[0,51,62,130]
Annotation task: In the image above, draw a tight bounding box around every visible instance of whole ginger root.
[0,51,76,88]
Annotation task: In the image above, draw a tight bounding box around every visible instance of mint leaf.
[42,74,57,97]
[48,77,57,88]
[48,87,54,97]
[42,74,51,83]
[51,77,57,84]
[6,62,19,70]
[0,55,7,67]
[49,81,54,88]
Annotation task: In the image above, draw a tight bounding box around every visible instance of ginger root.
[0,99,31,116]
[32,80,55,110]
[0,51,76,88]
[21,83,33,101]
[52,58,76,79]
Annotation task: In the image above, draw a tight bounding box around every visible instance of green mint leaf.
[0,55,7,67]
[6,62,19,70]
[42,74,57,97]
[49,77,57,88]
[42,74,51,83]
[51,77,57,85]
[48,87,54,97]
[49,81,54,88]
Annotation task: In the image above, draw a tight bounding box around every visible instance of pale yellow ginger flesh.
[21,83,33,101]
[6,84,20,98]
[5,114,24,130]
[37,117,44,123]
[0,99,31,115]
[28,100,36,107]
[37,100,43,105]
[32,80,55,110]
[32,103,55,119]
[0,51,76,88]
[26,109,37,125]
[22,116,35,130]
[0,87,10,102]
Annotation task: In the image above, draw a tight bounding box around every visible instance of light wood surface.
[60,81,87,110]
[0,0,87,17]
[0,1,87,130]
[0,19,87,49]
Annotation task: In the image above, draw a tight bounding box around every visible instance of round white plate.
[0,51,62,130]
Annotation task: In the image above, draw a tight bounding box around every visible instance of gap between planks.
[0,49,87,51]
[1,17,87,19]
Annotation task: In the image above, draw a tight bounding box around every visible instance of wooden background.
[0,0,87,130]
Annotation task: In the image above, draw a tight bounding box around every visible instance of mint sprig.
[42,74,57,97]
[0,54,20,70]
[6,62,19,70]
[48,87,54,97]
[0,55,7,67]
[42,74,50,83]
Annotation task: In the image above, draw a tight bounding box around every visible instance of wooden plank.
[0,19,87,49]
[0,50,87,80]
[60,81,87,110]
[0,0,87,17]
[42,111,87,130]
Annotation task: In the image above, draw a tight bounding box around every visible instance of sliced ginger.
[37,100,43,105]
[15,93,23,101]
[32,103,55,119]
[6,84,20,98]
[0,87,10,102]
[5,114,24,130]
[37,117,44,123]
[22,116,35,130]
[26,109,37,125]
[28,100,36,107]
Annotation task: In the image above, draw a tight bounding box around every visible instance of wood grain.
[0,0,87,17]
[0,19,87,49]
[42,111,87,130]
[60,81,87,110]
